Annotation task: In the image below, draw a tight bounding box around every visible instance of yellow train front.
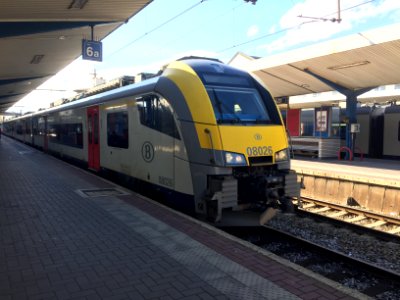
[159,58,299,225]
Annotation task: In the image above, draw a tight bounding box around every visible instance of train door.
[87,106,100,171]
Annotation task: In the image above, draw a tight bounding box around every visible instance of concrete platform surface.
[0,136,366,300]
[292,158,400,188]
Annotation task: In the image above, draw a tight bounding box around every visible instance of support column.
[345,94,358,151]
[302,68,374,159]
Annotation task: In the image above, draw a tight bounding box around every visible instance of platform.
[0,135,367,300]
[292,158,400,187]
[292,158,400,216]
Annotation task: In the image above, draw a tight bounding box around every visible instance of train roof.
[357,107,373,115]
[385,105,400,114]
[5,76,159,122]
[181,57,249,78]
[5,58,257,123]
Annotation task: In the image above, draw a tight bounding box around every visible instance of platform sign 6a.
[82,39,102,62]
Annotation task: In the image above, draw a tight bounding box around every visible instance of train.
[355,105,400,159]
[2,57,299,225]
[281,103,400,159]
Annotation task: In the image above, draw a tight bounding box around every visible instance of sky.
[7,0,400,114]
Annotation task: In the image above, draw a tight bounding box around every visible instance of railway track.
[297,197,400,237]
[225,226,400,299]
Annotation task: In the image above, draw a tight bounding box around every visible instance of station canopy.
[0,0,152,113]
[243,23,400,100]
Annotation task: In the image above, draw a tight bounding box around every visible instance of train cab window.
[107,111,129,148]
[206,87,270,124]
[136,95,180,139]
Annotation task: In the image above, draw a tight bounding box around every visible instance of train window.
[107,112,129,148]
[136,95,180,139]
[38,117,46,135]
[398,121,400,142]
[16,121,23,135]
[331,107,342,138]
[94,113,99,144]
[32,118,39,135]
[88,115,92,143]
[201,74,251,87]
[48,123,83,148]
[25,120,31,135]
[206,87,270,124]
[300,109,314,136]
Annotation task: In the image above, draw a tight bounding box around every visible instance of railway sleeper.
[365,220,387,229]
[310,206,332,213]
[302,203,316,209]
[347,215,367,223]
[328,210,348,218]
[388,227,400,234]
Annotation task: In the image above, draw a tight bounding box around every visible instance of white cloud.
[259,0,400,54]
[268,25,277,34]
[247,25,259,37]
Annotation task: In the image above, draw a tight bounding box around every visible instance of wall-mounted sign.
[315,107,329,132]
[82,39,102,62]
[351,123,360,133]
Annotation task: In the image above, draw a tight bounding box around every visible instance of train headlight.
[275,148,289,162]
[225,152,247,166]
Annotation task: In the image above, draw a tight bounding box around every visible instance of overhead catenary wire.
[137,2,246,60]
[107,0,208,59]
[217,0,377,54]
[104,0,379,62]
[217,19,318,53]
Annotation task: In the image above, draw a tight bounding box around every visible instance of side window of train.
[48,123,83,148]
[32,118,39,135]
[25,120,31,135]
[136,95,180,140]
[107,111,129,149]
[38,117,46,135]
[16,121,23,134]
[398,121,400,141]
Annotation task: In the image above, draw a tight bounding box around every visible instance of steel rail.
[225,225,400,298]
[297,196,400,236]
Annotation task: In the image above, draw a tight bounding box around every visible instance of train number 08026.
[246,146,272,156]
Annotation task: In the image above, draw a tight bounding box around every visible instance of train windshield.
[206,86,271,124]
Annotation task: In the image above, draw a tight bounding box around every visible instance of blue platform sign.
[82,39,102,62]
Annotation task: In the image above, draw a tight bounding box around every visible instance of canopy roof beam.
[302,68,375,156]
